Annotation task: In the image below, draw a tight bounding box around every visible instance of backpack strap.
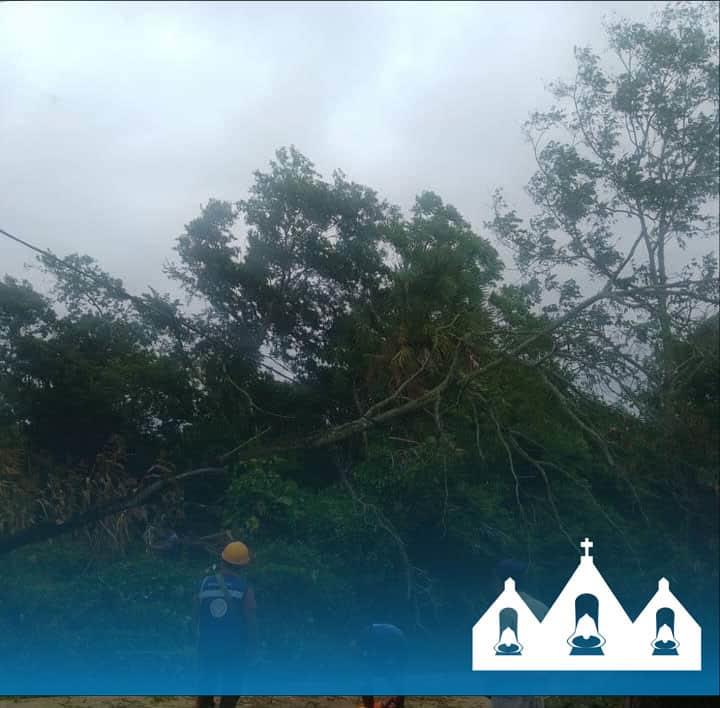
[215,571,232,605]
[209,569,247,621]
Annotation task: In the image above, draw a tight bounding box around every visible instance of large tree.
[0,8,716,624]
[0,275,194,463]
[489,1,719,417]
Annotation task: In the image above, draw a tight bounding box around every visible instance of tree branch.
[223,363,296,419]
[218,427,272,462]
[0,466,226,556]
[363,350,433,419]
[540,372,615,467]
[508,434,575,549]
[484,398,525,521]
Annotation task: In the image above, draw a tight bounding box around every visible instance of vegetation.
[0,2,717,693]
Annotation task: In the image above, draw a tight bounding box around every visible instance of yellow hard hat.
[221,541,250,566]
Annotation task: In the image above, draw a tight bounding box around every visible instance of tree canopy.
[0,0,717,678]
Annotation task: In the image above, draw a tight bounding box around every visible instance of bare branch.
[509,428,643,569]
[223,363,296,419]
[485,400,525,521]
[364,350,433,419]
[508,434,575,549]
[387,436,422,446]
[0,466,226,556]
[218,427,272,463]
[611,227,648,282]
[540,372,615,467]
[337,458,413,600]
[470,400,487,466]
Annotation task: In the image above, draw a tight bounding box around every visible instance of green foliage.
[0,3,716,671]
[0,306,194,461]
[224,458,403,591]
[171,146,395,379]
[0,540,198,659]
[489,1,719,406]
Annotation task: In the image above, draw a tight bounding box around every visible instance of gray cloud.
[1,1,675,297]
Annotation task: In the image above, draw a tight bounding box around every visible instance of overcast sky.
[0,1,679,299]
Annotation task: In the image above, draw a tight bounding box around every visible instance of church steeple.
[473,535,702,671]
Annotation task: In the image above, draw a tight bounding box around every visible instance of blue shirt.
[359,623,407,662]
[197,572,252,653]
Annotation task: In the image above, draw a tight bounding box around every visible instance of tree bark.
[0,467,224,556]
[0,279,669,558]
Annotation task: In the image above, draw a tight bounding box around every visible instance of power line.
[0,225,297,383]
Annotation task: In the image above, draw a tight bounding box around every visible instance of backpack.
[197,568,247,647]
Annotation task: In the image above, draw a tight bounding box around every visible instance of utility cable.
[0,226,296,383]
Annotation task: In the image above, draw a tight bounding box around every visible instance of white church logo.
[472,538,701,671]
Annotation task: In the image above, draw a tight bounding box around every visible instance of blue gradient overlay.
[0,599,716,695]
[1,543,717,696]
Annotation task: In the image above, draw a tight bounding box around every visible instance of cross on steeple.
[581,537,594,557]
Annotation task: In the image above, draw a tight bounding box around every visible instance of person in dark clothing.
[356,623,408,708]
[194,541,257,708]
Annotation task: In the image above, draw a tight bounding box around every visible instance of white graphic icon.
[472,537,701,671]
[210,598,228,618]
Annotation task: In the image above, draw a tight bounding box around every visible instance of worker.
[490,559,547,708]
[194,540,258,708]
[356,622,408,708]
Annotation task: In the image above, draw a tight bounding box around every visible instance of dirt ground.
[0,698,495,708]
[0,698,491,708]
